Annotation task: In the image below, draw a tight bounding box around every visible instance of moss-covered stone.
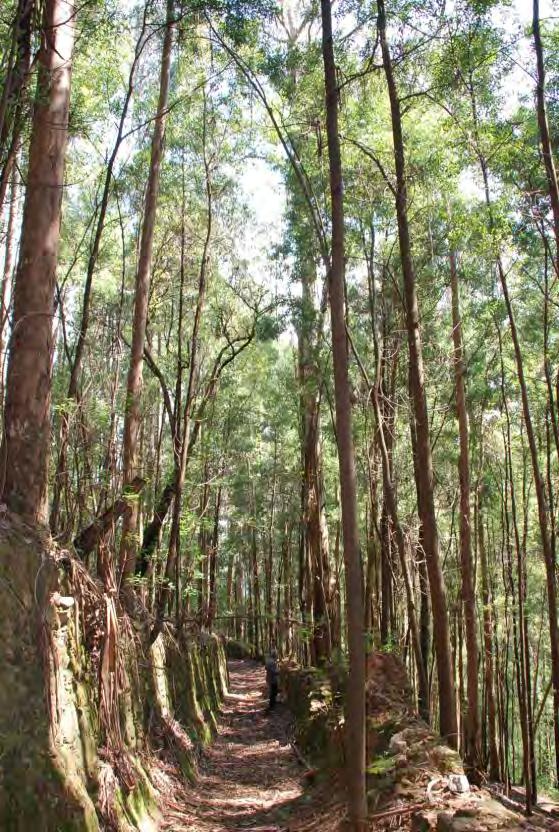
[0,514,229,830]
[0,516,101,831]
[280,662,345,770]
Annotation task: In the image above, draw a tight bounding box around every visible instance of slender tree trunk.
[197,461,211,623]
[364,469,379,639]
[503,467,532,810]
[0,172,18,410]
[50,10,149,534]
[449,250,481,774]
[417,525,431,721]
[0,0,33,159]
[533,0,559,265]
[488,181,559,791]
[1,0,75,522]
[234,557,243,641]
[377,0,457,745]
[298,257,332,663]
[151,93,213,631]
[477,488,501,780]
[499,336,535,809]
[379,337,395,646]
[266,440,277,650]
[250,510,261,656]
[320,1,366,824]
[207,484,222,631]
[409,408,432,724]
[467,69,559,780]
[0,0,33,217]
[119,0,174,580]
[372,383,429,720]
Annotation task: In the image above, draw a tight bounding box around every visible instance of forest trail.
[160,659,338,832]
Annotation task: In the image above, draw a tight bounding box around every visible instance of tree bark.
[1,0,75,522]
[0,0,33,217]
[320,1,367,825]
[477,487,501,780]
[532,0,559,265]
[372,382,429,720]
[377,0,457,745]
[73,476,145,558]
[298,258,332,663]
[449,250,481,774]
[0,172,18,410]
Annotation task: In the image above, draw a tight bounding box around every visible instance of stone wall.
[0,513,228,831]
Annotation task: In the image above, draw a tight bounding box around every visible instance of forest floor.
[152,658,559,832]
[157,659,342,832]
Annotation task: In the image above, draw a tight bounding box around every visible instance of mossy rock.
[117,763,159,832]
[0,516,100,830]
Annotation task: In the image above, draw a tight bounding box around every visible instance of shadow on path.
[159,658,341,832]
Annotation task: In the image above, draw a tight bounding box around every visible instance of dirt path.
[155,660,559,832]
[160,659,333,832]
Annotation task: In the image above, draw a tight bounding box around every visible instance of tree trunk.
[251,520,261,655]
[50,11,149,534]
[298,263,332,662]
[449,250,481,774]
[477,487,501,780]
[377,0,457,746]
[119,0,174,580]
[533,0,559,264]
[1,0,75,522]
[320,1,367,825]
[0,0,33,217]
[372,383,429,720]
[0,171,18,410]
[0,0,33,159]
[153,91,213,632]
[265,440,277,650]
[0,1,100,824]
[474,112,559,785]
[207,485,222,631]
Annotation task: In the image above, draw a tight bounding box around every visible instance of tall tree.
[320,0,367,825]
[532,0,559,264]
[377,0,458,746]
[1,0,76,521]
[119,0,174,580]
[449,248,481,774]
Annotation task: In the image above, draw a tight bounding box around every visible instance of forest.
[1,0,559,829]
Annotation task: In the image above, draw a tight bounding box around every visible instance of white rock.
[52,593,75,608]
[448,774,470,794]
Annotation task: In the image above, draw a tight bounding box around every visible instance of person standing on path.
[265,649,279,711]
